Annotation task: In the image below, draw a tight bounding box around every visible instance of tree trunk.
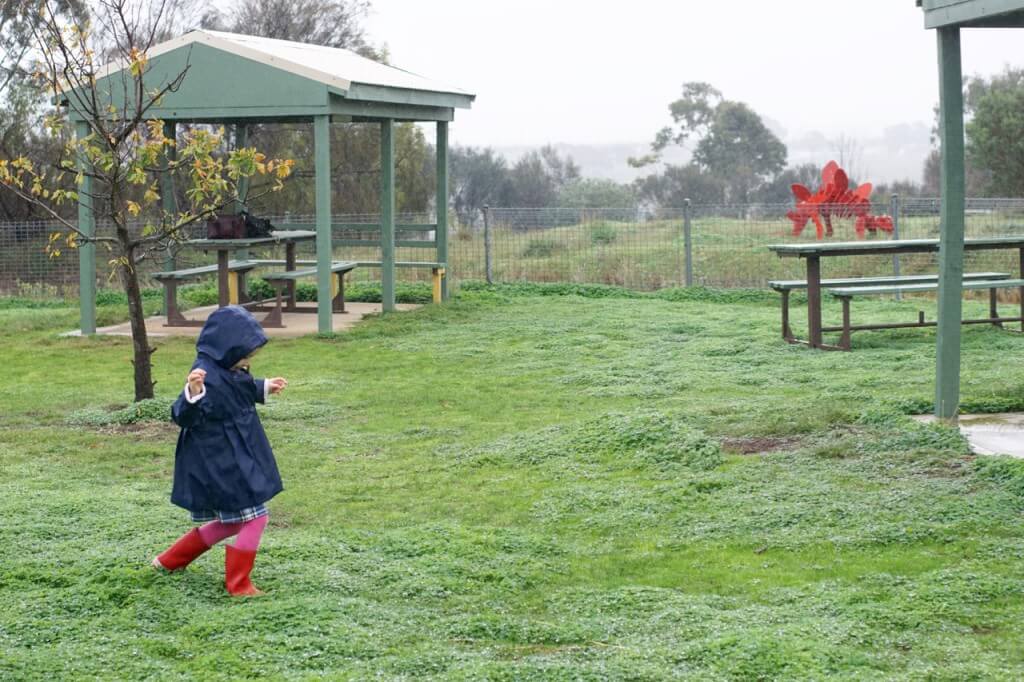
[118,234,155,401]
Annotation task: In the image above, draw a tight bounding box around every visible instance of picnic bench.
[260,261,358,328]
[254,259,448,304]
[769,272,1011,345]
[152,260,257,327]
[354,261,447,304]
[768,237,1024,350]
[828,277,1024,350]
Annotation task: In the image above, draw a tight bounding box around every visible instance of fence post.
[483,205,493,285]
[683,198,693,287]
[891,193,902,301]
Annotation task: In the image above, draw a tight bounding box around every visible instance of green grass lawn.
[3,285,1024,679]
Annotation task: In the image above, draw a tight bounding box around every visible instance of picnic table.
[182,230,317,308]
[768,237,1024,349]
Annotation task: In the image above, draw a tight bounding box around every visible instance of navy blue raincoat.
[170,306,283,512]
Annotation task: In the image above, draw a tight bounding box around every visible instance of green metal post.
[683,198,693,287]
[160,121,178,316]
[436,121,449,300]
[314,115,333,333]
[381,119,396,313]
[234,123,250,262]
[934,26,966,421]
[76,120,96,335]
[890,193,901,301]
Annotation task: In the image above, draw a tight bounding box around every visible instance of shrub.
[521,238,564,258]
[67,397,175,426]
[589,223,617,245]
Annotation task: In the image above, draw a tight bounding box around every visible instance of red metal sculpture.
[787,160,894,239]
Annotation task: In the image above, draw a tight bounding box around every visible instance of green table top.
[769,236,1024,257]
[184,230,317,249]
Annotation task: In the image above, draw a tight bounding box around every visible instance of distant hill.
[492,122,931,186]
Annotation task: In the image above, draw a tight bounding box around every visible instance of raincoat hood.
[196,305,268,369]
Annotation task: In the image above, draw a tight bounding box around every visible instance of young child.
[153,305,287,596]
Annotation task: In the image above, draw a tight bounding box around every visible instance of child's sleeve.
[172,382,211,427]
[254,378,268,404]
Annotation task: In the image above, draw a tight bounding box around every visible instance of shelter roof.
[917,0,1024,28]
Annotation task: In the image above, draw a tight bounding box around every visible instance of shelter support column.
[314,114,333,333]
[76,120,96,335]
[234,123,250,262]
[381,118,396,313]
[436,121,449,300]
[160,121,178,315]
[934,26,966,421]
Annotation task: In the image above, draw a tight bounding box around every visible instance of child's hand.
[187,369,206,396]
[267,377,287,395]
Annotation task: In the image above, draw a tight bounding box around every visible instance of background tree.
[557,178,635,209]
[831,133,864,183]
[634,164,724,207]
[500,145,579,207]
[0,0,292,400]
[965,67,1024,197]
[449,145,508,219]
[751,163,821,204]
[0,0,87,220]
[632,82,787,206]
[201,0,378,58]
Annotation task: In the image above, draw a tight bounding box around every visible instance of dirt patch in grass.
[95,421,178,440]
[721,436,803,455]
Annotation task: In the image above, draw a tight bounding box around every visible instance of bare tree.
[202,0,378,57]
[0,0,292,400]
[832,133,866,182]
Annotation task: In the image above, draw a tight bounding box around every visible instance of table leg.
[285,242,297,312]
[807,255,823,348]
[217,250,229,307]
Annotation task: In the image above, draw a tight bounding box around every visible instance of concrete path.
[64,302,420,339]
[915,413,1024,458]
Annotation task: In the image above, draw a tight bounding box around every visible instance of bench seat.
[769,272,1009,291]
[151,260,257,281]
[262,262,358,282]
[259,261,358,327]
[825,278,1024,350]
[353,260,447,303]
[772,271,1011,344]
[829,278,1024,297]
[250,259,447,304]
[152,260,258,327]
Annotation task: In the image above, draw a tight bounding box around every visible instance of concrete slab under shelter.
[64,302,420,339]
[914,413,1024,458]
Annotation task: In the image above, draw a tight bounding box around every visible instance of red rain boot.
[225,545,264,596]
[152,528,210,571]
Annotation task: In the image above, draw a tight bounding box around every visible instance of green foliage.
[974,456,1024,502]
[458,410,722,471]
[588,222,617,245]
[521,238,564,258]
[180,279,434,306]
[558,178,636,209]
[67,398,174,426]
[457,280,777,305]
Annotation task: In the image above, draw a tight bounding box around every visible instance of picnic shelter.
[71,30,475,334]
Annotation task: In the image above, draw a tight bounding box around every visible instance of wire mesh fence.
[3,198,1024,297]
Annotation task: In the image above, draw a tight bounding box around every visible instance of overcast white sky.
[364,0,1024,147]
